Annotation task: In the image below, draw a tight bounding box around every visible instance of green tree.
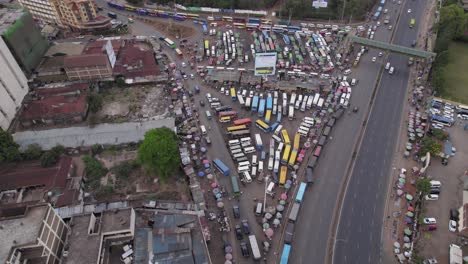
[138,128,180,181]
[87,93,103,114]
[418,137,443,157]
[82,155,108,190]
[40,145,66,167]
[0,130,21,163]
[23,144,43,160]
[431,128,449,140]
[415,177,431,195]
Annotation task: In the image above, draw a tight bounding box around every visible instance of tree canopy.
[138,128,180,181]
[418,137,442,157]
[0,130,21,163]
[415,178,431,196]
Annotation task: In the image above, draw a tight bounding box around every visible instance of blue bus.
[377,6,383,12]
[373,11,381,20]
[248,18,261,24]
[277,112,282,122]
[252,96,259,112]
[266,96,273,110]
[379,0,386,6]
[202,24,208,35]
[258,99,266,117]
[270,122,280,132]
[283,34,291,45]
[280,244,291,264]
[262,30,270,39]
[431,115,454,126]
[213,159,230,176]
[295,182,307,203]
[137,8,148,15]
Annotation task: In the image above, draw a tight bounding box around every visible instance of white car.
[449,220,457,232]
[181,62,187,67]
[190,74,194,79]
[220,87,225,93]
[378,52,383,57]
[249,91,254,97]
[388,25,393,30]
[377,21,381,26]
[408,9,412,13]
[423,218,437,224]
[372,57,376,62]
[425,194,439,201]
[389,67,395,74]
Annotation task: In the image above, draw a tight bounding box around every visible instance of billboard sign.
[312,0,328,8]
[105,40,116,68]
[254,52,277,76]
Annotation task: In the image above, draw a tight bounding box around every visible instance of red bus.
[313,146,322,157]
[219,111,237,118]
[233,118,252,126]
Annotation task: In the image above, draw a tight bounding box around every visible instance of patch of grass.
[440,41,468,104]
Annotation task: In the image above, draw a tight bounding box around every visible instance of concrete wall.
[0,38,28,130]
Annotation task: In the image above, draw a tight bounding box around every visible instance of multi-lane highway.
[333,0,428,263]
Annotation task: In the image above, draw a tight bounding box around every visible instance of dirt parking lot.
[417,122,468,261]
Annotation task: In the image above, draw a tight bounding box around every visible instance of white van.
[252,155,258,166]
[430,180,441,188]
[385,62,391,70]
[343,69,352,75]
[244,146,256,154]
[266,182,275,196]
[258,161,264,172]
[268,157,274,170]
[389,67,395,74]
[229,139,240,146]
[351,78,357,86]
[233,153,245,159]
[251,166,257,177]
[243,171,252,183]
[231,149,243,155]
[201,125,207,135]
[239,161,251,167]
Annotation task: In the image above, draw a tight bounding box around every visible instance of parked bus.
[230,87,237,101]
[295,182,307,203]
[255,134,263,151]
[288,150,297,168]
[252,96,259,112]
[281,129,291,145]
[281,145,291,165]
[229,130,251,138]
[227,125,247,132]
[231,176,240,194]
[219,111,237,119]
[233,22,246,28]
[265,110,272,123]
[280,244,291,264]
[175,48,183,57]
[279,166,287,184]
[233,118,252,126]
[249,235,262,260]
[293,133,300,150]
[164,38,176,49]
[219,116,231,123]
[255,119,271,132]
[258,99,266,117]
[213,159,230,176]
[222,16,233,22]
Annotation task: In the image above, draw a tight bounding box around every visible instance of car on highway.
[378,52,383,57]
[423,218,437,224]
[240,242,250,257]
[408,9,412,13]
[249,90,254,97]
[190,74,194,79]
[388,25,393,30]
[372,57,376,62]
[411,40,417,47]
[351,79,357,86]
[424,194,439,201]
[233,205,240,218]
[377,21,381,27]
[220,87,225,94]
[181,62,187,67]
[389,67,395,74]
[235,225,243,240]
[199,100,205,107]
[385,62,391,70]
[449,220,457,232]
[241,220,250,234]
[205,136,211,145]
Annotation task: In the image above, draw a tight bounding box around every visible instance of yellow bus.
[230,87,237,101]
[288,150,298,168]
[227,125,247,132]
[255,119,271,132]
[281,145,291,165]
[293,133,300,151]
[281,129,291,145]
[220,116,231,123]
[265,110,272,123]
[280,166,287,184]
[204,40,209,50]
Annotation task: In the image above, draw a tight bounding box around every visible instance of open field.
[441,41,468,104]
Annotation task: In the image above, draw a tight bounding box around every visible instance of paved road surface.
[289,3,403,264]
[333,0,428,262]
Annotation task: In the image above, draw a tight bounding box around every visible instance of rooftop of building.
[0,156,81,207]
[0,8,24,35]
[45,42,86,57]
[82,39,124,55]
[20,83,89,121]
[113,41,160,78]
[64,53,110,68]
[0,205,49,263]
[65,208,134,264]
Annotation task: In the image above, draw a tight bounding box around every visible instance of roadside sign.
[254,52,277,76]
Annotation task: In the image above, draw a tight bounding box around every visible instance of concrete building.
[0,204,69,264]
[17,0,111,32]
[64,54,113,80]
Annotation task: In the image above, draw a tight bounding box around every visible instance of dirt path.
[138,17,197,39]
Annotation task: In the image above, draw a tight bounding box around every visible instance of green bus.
[409,19,415,28]
[231,176,240,195]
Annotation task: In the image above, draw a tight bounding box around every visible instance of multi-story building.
[0,9,32,130]
[0,204,69,264]
[18,0,111,32]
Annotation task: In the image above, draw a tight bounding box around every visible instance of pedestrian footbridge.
[349,36,436,59]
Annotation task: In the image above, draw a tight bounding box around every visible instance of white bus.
[243,171,252,183]
[273,158,280,173]
[313,93,320,105]
[258,161,264,172]
[317,98,324,108]
[251,166,257,177]
[288,105,295,120]
[274,124,283,135]
[233,153,245,159]
[238,95,245,106]
[272,134,282,143]
[290,93,297,105]
[231,149,243,155]
[244,146,256,154]
[240,137,251,144]
[229,139,240,146]
[268,156,274,170]
[245,97,252,108]
[238,166,250,173]
[239,161,250,167]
